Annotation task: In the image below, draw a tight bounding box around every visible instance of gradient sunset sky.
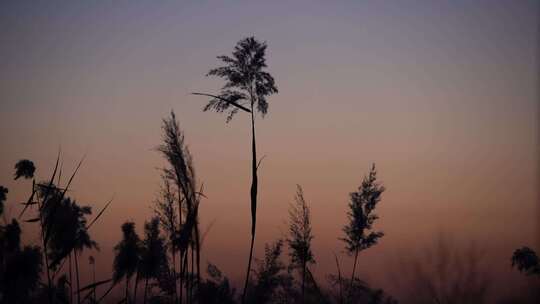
[0,0,538,300]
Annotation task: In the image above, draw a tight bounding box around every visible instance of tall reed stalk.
[193,36,278,303]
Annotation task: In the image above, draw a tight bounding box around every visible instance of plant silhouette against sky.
[193,36,278,303]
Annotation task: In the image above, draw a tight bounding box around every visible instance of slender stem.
[184,246,191,304]
[179,249,184,304]
[190,245,194,303]
[134,271,140,304]
[194,223,201,301]
[93,263,97,304]
[143,278,149,304]
[69,253,73,304]
[350,249,359,297]
[334,253,343,304]
[36,180,54,304]
[172,246,178,304]
[186,247,191,304]
[181,249,188,304]
[302,263,306,304]
[42,234,53,304]
[126,276,130,304]
[74,251,81,304]
[242,106,258,304]
[178,186,183,304]
[242,234,256,303]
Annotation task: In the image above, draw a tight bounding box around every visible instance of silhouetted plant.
[89,256,97,303]
[512,247,540,277]
[327,275,396,304]
[139,217,168,304]
[2,156,111,304]
[341,164,385,293]
[0,219,23,294]
[54,275,71,304]
[5,245,43,302]
[17,154,88,304]
[69,253,74,304]
[0,216,43,303]
[14,159,36,180]
[40,192,70,270]
[74,203,98,304]
[38,172,108,304]
[248,240,292,304]
[158,110,203,303]
[154,259,177,301]
[153,176,180,302]
[193,36,278,303]
[1,219,21,253]
[287,185,315,303]
[113,221,143,304]
[18,157,61,304]
[197,263,236,304]
[0,186,7,216]
[42,196,98,304]
[331,253,344,304]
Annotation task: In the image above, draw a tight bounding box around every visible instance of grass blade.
[86,196,114,230]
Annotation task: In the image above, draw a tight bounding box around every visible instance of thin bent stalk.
[334,253,343,304]
[302,262,306,303]
[190,245,194,303]
[172,247,178,304]
[93,263,97,304]
[194,220,201,297]
[176,184,185,304]
[179,248,184,304]
[194,187,203,302]
[242,108,258,303]
[126,277,130,304]
[39,155,60,304]
[184,248,190,304]
[75,251,81,304]
[350,249,359,296]
[186,247,190,304]
[133,270,140,304]
[143,278,149,304]
[39,202,54,304]
[69,253,73,304]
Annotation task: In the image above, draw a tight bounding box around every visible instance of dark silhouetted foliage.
[45,197,98,269]
[327,275,397,304]
[341,164,385,254]
[0,216,43,303]
[202,36,278,122]
[113,221,142,303]
[341,164,385,287]
[14,159,36,180]
[139,217,168,304]
[1,219,21,253]
[0,186,7,215]
[158,110,203,303]
[3,245,43,302]
[198,263,237,304]
[512,247,540,277]
[247,240,293,304]
[287,185,315,302]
